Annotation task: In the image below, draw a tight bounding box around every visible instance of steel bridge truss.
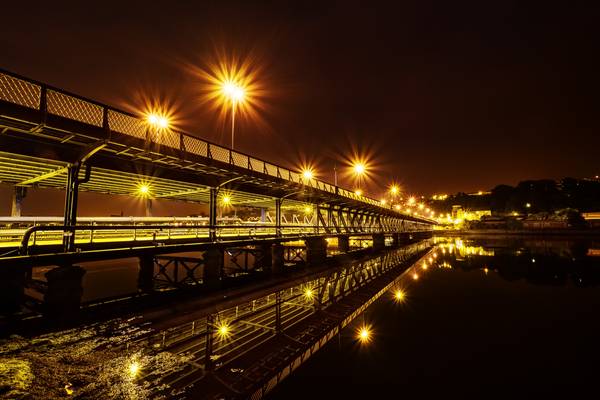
[0,68,434,257]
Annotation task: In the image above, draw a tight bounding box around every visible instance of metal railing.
[136,240,432,379]
[15,223,427,255]
[0,69,414,214]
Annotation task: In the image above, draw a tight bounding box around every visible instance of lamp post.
[352,161,366,195]
[222,82,245,150]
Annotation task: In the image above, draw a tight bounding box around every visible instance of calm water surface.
[270,236,600,399]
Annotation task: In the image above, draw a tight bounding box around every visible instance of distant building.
[452,205,491,221]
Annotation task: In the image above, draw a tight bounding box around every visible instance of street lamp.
[352,161,368,195]
[221,81,246,150]
[353,162,366,176]
[302,168,314,182]
[145,112,170,141]
[356,325,372,344]
[147,114,169,130]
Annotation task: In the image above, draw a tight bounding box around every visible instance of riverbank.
[437,228,600,237]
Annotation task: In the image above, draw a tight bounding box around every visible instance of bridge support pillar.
[272,243,285,273]
[305,237,327,265]
[203,248,223,289]
[391,233,400,248]
[337,235,350,253]
[145,198,152,217]
[372,233,385,251]
[0,266,27,314]
[259,244,272,273]
[43,265,86,319]
[275,198,282,237]
[138,255,155,293]
[209,188,217,241]
[11,186,27,217]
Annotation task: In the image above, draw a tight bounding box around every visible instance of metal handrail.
[17,223,418,255]
[0,68,438,223]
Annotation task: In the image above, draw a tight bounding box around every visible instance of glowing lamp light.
[128,361,140,378]
[395,204,401,210]
[222,81,245,103]
[355,189,363,196]
[221,195,231,205]
[302,169,314,180]
[357,326,372,343]
[217,323,230,338]
[412,272,419,280]
[304,288,314,299]
[138,184,150,196]
[381,199,387,205]
[147,113,169,129]
[390,185,399,195]
[394,289,405,302]
[353,162,366,175]
[304,205,313,214]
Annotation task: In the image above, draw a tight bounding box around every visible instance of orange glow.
[302,168,314,181]
[194,53,266,131]
[353,162,366,175]
[393,289,406,302]
[356,325,372,343]
[138,184,150,196]
[146,113,170,129]
[222,81,245,103]
[304,288,314,299]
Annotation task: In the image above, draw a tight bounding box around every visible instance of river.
[270,235,600,398]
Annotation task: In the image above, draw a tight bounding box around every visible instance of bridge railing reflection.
[134,240,432,375]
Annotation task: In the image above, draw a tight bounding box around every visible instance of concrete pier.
[259,244,272,273]
[0,266,27,313]
[43,265,86,318]
[203,248,223,288]
[305,237,328,265]
[372,233,385,251]
[337,235,350,252]
[138,255,155,293]
[272,244,285,274]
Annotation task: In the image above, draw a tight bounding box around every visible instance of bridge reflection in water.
[139,240,432,399]
[0,240,433,399]
[271,235,600,399]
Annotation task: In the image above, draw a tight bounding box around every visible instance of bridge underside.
[0,69,435,320]
[0,69,434,226]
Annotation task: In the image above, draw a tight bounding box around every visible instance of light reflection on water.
[271,235,600,399]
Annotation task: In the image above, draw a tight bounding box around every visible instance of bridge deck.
[0,68,433,225]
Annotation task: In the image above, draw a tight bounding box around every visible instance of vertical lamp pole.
[222,82,245,150]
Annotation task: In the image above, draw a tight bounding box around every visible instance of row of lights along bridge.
[140,66,437,220]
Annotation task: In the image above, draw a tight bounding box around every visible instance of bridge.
[0,68,435,320]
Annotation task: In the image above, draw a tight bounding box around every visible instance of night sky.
[2,1,598,196]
